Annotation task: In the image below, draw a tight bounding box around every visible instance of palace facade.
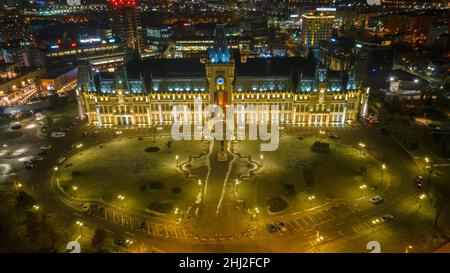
[77,26,369,128]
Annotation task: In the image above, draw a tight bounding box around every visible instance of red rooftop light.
[108,0,137,6]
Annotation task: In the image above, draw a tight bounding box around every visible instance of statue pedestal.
[217,151,228,161]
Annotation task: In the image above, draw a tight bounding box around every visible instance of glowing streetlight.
[175,155,179,167]
[425,157,430,163]
[260,154,264,166]
[308,195,315,208]
[372,219,380,232]
[405,245,413,253]
[54,166,58,171]
[198,179,202,185]
[76,221,84,236]
[358,142,366,155]
[118,195,125,208]
[315,235,324,252]
[235,179,240,185]
[360,184,367,198]
[418,194,426,208]
[174,207,179,215]
[72,186,78,191]
[32,205,40,211]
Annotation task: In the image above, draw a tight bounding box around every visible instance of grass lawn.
[57,136,207,214]
[233,134,381,215]
[0,131,24,142]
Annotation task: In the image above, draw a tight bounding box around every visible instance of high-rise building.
[107,0,144,57]
[301,12,335,47]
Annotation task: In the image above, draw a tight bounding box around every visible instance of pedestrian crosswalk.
[87,199,360,242]
[249,203,358,239]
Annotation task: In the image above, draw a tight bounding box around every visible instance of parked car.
[267,224,278,234]
[40,144,52,150]
[33,155,44,161]
[10,122,22,130]
[328,133,339,139]
[381,214,395,222]
[113,238,128,248]
[51,132,65,138]
[38,150,48,156]
[275,220,287,232]
[370,196,384,204]
[56,157,66,164]
[378,127,389,135]
[81,203,90,212]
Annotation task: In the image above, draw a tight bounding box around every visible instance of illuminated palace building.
[78,26,369,128]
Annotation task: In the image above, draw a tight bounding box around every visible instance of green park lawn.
[233,134,382,215]
[57,136,207,214]
[0,131,24,142]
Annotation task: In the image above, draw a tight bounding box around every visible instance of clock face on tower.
[216,77,225,85]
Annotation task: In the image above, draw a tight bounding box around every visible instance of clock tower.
[206,25,235,110]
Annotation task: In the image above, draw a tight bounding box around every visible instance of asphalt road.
[7,115,430,253]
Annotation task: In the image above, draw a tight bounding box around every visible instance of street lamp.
[53,166,58,171]
[315,235,324,252]
[14,181,22,194]
[358,142,366,155]
[174,207,179,215]
[72,185,78,191]
[418,194,426,208]
[308,195,315,208]
[32,205,40,211]
[175,155,179,167]
[319,130,326,140]
[371,219,380,232]
[405,245,413,253]
[424,157,437,184]
[359,184,367,198]
[260,154,264,166]
[198,179,202,185]
[118,195,125,208]
[76,221,84,236]
[381,164,387,183]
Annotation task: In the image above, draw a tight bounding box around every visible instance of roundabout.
[42,123,429,252]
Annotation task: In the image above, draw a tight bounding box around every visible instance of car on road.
[381,214,395,222]
[24,162,36,170]
[427,123,441,130]
[33,155,44,161]
[113,238,128,248]
[38,150,48,156]
[51,132,65,138]
[415,176,424,191]
[328,133,339,139]
[40,144,52,150]
[267,224,278,234]
[10,122,22,129]
[56,157,66,164]
[370,196,384,204]
[378,127,389,135]
[81,203,90,212]
[275,220,287,232]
